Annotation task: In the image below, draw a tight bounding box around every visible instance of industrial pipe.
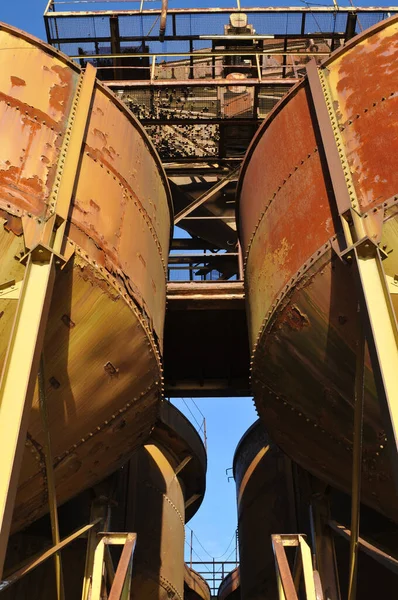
[160,0,168,41]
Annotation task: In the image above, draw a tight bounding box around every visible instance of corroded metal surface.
[0,23,171,531]
[238,16,398,522]
[218,567,240,600]
[233,422,296,600]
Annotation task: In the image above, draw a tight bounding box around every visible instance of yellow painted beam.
[0,255,55,577]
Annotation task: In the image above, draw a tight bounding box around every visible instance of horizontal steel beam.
[328,520,398,576]
[141,118,261,126]
[165,379,251,397]
[0,520,101,591]
[106,78,298,87]
[44,6,398,17]
[72,50,329,59]
[51,33,347,44]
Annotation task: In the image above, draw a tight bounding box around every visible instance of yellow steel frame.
[0,519,102,592]
[272,534,318,600]
[85,532,137,600]
[0,64,96,581]
[0,254,55,577]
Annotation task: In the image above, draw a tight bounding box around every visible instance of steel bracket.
[20,244,66,267]
[0,280,22,301]
[341,238,388,264]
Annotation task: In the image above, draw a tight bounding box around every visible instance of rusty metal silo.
[237,16,398,523]
[110,401,207,600]
[184,564,211,600]
[218,567,240,600]
[0,20,172,570]
[233,421,297,600]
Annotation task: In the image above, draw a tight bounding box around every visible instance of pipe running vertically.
[160,0,168,42]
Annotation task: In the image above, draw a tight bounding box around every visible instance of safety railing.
[0,516,137,600]
[189,561,238,596]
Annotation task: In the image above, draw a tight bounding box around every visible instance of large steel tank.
[110,401,207,600]
[233,421,297,600]
[237,16,398,521]
[0,23,172,532]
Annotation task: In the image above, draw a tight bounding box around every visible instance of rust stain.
[10,76,26,87]
[282,305,310,331]
[138,253,146,268]
[104,361,119,377]
[102,146,116,161]
[76,258,120,301]
[89,199,100,211]
[0,90,61,132]
[49,64,74,113]
[0,166,45,214]
[333,27,398,210]
[0,209,23,235]
[93,128,107,144]
[84,144,156,231]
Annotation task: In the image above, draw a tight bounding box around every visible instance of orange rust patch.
[10,76,26,87]
[102,147,116,161]
[0,90,61,132]
[77,259,120,300]
[89,199,100,211]
[0,165,45,215]
[282,305,310,331]
[50,64,74,113]
[0,209,23,235]
[138,253,146,268]
[335,30,398,209]
[93,129,107,143]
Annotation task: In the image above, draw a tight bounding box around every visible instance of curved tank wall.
[233,421,296,600]
[218,567,240,600]
[1,402,207,598]
[127,443,185,600]
[0,23,172,531]
[110,401,207,600]
[237,16,398,522]
[184,564,211,600]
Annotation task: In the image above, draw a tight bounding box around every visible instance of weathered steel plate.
[238,16,398,521]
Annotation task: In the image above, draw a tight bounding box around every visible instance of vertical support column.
[0,254,55,577]
[0,63,96,580]
[306,58,398,490]
[81,501,110,600]
[347,315,365,600]
[310,493,341,600]
[38,355,64,600]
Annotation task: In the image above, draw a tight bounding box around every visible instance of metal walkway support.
[272,534,320,600]
[86,532,137,600]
